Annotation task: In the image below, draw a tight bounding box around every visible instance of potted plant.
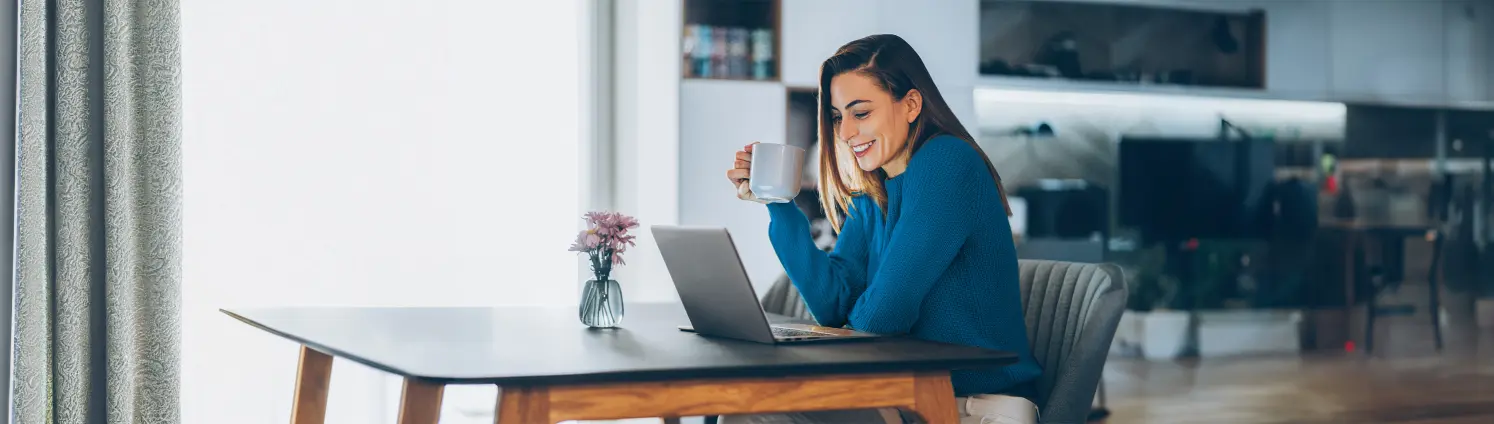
[569,211,640,328]
[1118,244,1190,360]
[1139,275,1191,360]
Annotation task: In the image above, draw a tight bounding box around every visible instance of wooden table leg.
[290,346,334,424]
[1343,231,1358,352]
[495,385,550,424]
[908,372,960,424]
[397,378,445,424]
[1344,231,1356,309]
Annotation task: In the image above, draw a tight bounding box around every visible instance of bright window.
[182,1,585,421]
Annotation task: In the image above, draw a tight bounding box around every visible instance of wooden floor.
[1097,328,1494,424]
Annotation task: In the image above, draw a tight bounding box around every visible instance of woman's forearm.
[765,202,867,327]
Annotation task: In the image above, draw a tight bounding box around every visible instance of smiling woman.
[722,34,1042,424]
[830,74,921,176]
[813,35,1013,231]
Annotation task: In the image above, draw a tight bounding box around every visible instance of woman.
[723,35,1042,424]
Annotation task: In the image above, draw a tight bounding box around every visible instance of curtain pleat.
[12,0,181,423]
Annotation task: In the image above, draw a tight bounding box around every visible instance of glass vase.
[579,279,624,328]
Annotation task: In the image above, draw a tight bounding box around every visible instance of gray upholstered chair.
[760,273,814,321]
[1017,260,1127,424]
[758,260,1127,424]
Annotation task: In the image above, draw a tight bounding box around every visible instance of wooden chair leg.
[290,346,334,424]
[496,385,550,424]
[398,378,445,424]
[908,372,960,424]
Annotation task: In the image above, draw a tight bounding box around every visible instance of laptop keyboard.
[771,327,827,339]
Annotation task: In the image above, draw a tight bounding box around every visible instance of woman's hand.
[727,142,770,204]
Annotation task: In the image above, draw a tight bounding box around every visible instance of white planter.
[1110,310,1145,356]
[1196,310,1302,357]
[1140,310,1191,360]
[1477,298,1494,329]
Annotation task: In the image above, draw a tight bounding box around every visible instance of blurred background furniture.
[1323,220,1444,354]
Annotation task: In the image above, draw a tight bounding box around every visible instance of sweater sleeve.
[766,201,870,327]
[847,139,982,335]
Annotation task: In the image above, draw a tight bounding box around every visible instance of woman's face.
[828,72,921,173]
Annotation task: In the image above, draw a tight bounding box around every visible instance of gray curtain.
[3,0,20,420]
[12,0,182,423]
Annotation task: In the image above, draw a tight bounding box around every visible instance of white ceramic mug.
[748,143,805,203]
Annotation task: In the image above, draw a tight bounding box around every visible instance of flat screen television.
[1118,136,1275,243]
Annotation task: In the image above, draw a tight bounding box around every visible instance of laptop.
[651,225,881,344]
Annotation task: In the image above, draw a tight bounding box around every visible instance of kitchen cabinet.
[1443,0,1493,103]
[780,0,881,88]
[1322,0,1494,105]
[1232,0,1332,100]
[678,80,787,292]
[1178,0,1336,99]
[1328,0,1449,104]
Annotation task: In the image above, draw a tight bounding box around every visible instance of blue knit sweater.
[766,135,1042,397]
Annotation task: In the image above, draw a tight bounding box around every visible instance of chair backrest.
[1018,259,1127,424]
[760,273,814,320]
[760,260,1128,424]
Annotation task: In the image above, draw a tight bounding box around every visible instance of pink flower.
[617,215,640,230]
[585,233,602,249]
[567,231,591,252]
[572,210,640,276]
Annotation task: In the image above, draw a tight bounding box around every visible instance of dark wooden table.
[222,303,1017,424]
[1319,220,1443,352]
[1320,219,1438,309]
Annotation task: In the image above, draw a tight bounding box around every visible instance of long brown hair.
[816,34,1011,232]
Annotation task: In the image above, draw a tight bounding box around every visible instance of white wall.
[612,0,684,303]
[878,0,980,125]
[781,0,881,88]
[1329,0,1448,103]
[1221,0,1333,99]
[1486,0,1494,102]
[1484,0,1494,103]
[678,81,788,290]
[1445,0,1493,103]
[182,1,584,422]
